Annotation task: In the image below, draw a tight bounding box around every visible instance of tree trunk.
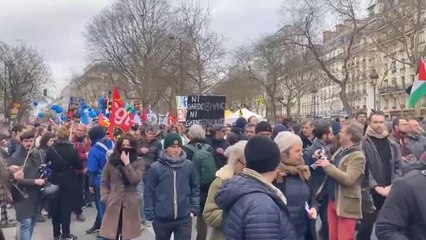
[339,89,353,117]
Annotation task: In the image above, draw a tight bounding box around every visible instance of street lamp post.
[369,68,379,110]
[311,88,318,118]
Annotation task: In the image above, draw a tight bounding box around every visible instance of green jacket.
[317,145,366,219]
[203,165,234,240]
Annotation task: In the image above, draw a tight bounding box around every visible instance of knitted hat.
[88,126,106,142]
[255,121,272,134]
[244,136,281,173]
[235,117,247,130]
[164,133,182,149]
[274,131,302,153]
[273,124,288,138]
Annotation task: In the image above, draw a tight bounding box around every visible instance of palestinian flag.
[408,59,426,108]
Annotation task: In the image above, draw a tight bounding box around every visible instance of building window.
[420,31,425,44]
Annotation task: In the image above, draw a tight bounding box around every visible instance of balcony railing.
[379,86,406,94]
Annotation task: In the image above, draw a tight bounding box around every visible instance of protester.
[144,133,200,240]
[274,131,318,240]
[36,131,55,223]
[9,131,45,240]
[71,124,91,219]
[46,126,82,240]
[183,124,216,240]
[34,126,47,148]
[359,112,403,240]
[207,124,230,169]
[138,124,162,226]
[390,118,410,157]
[375,170,426,240]
[86,126,114,235]
[255,121,273,138]
[215,136,296,240]
[316,120,366,240]
[303,121,334,240]
[203,140,247,240]
[99,134,144,240]
[300,119,315,149]
[243,124,256,140]
[8,124,26,157]
[406,119,426,159]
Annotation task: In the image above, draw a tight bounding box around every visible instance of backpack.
[186,143,217,185]
[95,141,115,163]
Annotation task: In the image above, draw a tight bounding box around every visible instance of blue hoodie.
[87,137,114,188]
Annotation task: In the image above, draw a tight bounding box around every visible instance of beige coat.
[99,159,144,240]
[317,145,366,219]
[203,165,235,240]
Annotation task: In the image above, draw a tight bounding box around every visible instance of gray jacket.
[362,136,403,189]
[405,134,426,159]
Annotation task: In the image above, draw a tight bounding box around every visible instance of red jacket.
[71,136,91,172]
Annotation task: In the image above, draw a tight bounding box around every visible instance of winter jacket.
[45,140,83,208]
[405,134,426,159]
[183,139,215,208]
[87,137,114,188]
[303,138,331,194]
[274,175,318,239]
[138,138,162,174]
[376,170,426,240]
[215,172,296,240]
[317,145,366,219]
[300,134,313,149]
[202,165,234,240]
[144,151,200,222]
[100,157,144,240]
[8,138,21,157]
[362,136,403,189]
[206,137,229,169]
[71,136,91,171]
[9,148,43,220]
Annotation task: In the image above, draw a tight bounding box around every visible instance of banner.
[108,86,134,140]
[183,95,226,127]
[176,96,188,122]
[67,97,85,120]
[10,102,21,120]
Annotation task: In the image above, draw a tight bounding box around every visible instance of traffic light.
[43,89,47,97]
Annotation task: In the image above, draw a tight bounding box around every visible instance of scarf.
[277,164,311,182]
[366,126,389,139]
[243,168,287,205]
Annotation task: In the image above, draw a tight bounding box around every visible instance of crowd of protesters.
[0,111,425,240]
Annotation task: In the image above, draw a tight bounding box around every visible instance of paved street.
[2,207,203,240]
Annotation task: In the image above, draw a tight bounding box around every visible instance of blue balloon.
[33,101,39,107]
[54,106,63,114]
[38,112,45,118]
[89,109,98,118]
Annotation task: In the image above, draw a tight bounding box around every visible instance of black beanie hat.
[244,136,281,173]
[89,126,106,142]
[255,121,272,134]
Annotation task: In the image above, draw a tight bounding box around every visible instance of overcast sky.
[0,0,287,95]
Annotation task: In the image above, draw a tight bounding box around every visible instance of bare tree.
[0,41,50,122]
[283,0,371,116]
[85,0,175,107]
[369,0,426,68]
[175,1,227,95]
[235,34,296,122]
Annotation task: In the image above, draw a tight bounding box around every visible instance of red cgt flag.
[108,86,134,140]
